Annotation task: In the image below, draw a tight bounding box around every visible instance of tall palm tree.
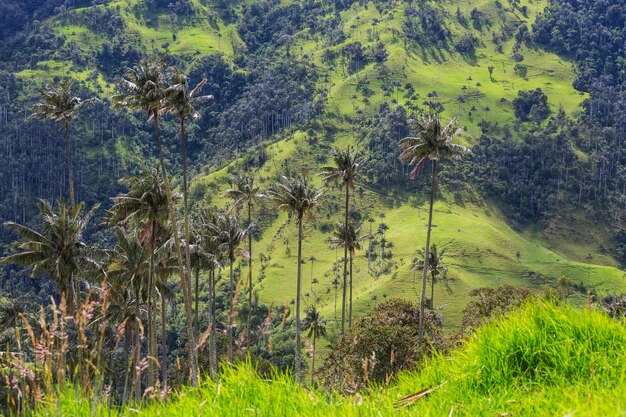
[412,243,448,309]
[0,199,100,313]
[196,209,226,377]
[327,220,368,330]
[399,114,469,343]
[320,146,368,335]
[106,168,169,388]
[265,175,323,381]
[31,79,97,209]
[302,306,326,385]
[164,68,212,338]
[225,174,261,344]
[207,212,248,363]
[106,227,151,403]
[113,56,199,385]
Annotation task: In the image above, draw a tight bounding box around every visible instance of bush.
[318,299,443,392]
[461,284,531,330]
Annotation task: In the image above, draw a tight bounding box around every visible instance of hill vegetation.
[1,0,626,414]
[20,301,626,416]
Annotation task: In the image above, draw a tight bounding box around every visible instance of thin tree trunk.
[419,160,437,344]
[295,216,303,381]
[207,268,215,379]
[311,333,316,386]
[180,116,195,341]
[349,252,353,331]
[247,202,253,347]
[64,121,75,210]
[211,268,217,376]
[134,287,141,403]
[341,185,349,335]
[195,268,199,335]
[431,273,435,309]
[147,221,157,387]
[228,259,234,362]
[161,275,168,390]
[153,114,199,386]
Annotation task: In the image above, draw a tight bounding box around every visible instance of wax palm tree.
[31,79,97,209]
[106,227,150,403]
[327,220,368,330]
[265,175,323,381]
[1,199,100,313]
[113,56,199,385]
[106,168,169,388]
[195,208,226,377]
[206,212,248,362]
[225,174,261,344]
[302,306,326,385]
[164,68,212,336]
[320,146,368,335]
[399,114,469,343]
[412,243,448,309]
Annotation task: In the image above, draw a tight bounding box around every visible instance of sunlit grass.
[29,302,626,416]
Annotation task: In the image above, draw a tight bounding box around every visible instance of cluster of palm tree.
[1,51,469,392]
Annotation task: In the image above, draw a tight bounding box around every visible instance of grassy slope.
[33,302,626,416]
[189,0,622,331]
[13,0,626,327]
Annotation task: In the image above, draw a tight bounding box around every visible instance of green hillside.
[10,0,618,329]
[12,0,625,326]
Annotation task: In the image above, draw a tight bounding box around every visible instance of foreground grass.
[30,302,626,416]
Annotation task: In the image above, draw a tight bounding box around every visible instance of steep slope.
[5,0,624,328]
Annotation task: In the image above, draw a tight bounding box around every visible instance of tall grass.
[21,301,626,416]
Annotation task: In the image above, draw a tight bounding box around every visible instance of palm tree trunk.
[153,114,199,386]
[419,160,438,344]
[161,276,168,390]
[179,116,195,340]
[349,252,353,331]
[64,120,75,210]
[207,267,214,379]
[341,185,349,336]
[295,216,303,382]
[134,287,141,403]
[247,202,253,347]
[211,268,217,376]
[147,222,157,387]
[431,273,435,310]
[195,268,199,335]
[228,258,234,362]
[311,333,316,386]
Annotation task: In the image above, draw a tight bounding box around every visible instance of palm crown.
[113,56,167,119]
[0,200,100,309]
[327,220,368,255]
[164,68,212,119]
[31,78,97,124]
[225,174,261,210]
[106,168,170,241]
[265,176,323,221]
[302,305,326,339]
[320,146,368,190]
[399,114,470,178]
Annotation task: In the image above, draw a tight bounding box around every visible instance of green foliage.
[461,284,532,329]
[512,88,550,122]
[318,299,443,391]
[24,302,626,416]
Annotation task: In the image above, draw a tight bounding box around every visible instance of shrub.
[318,299,443,392]
[461,284,531,330]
